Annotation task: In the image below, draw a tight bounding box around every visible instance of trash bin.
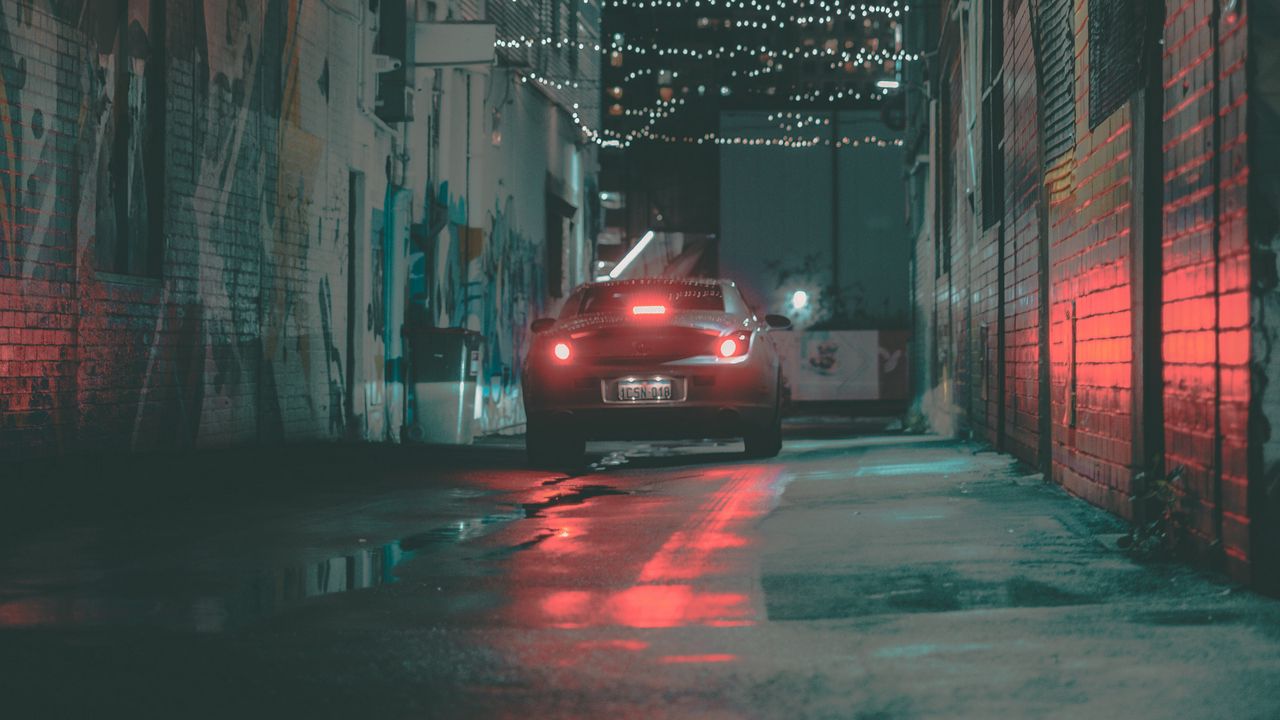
[404,326,482,444]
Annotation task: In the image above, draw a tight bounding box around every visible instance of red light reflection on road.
[494,463,783,678]
[608,584,750,628]
[512,465,782,630]
[539,585,752,629]
[659,654,738,664]
[637,469,774,584]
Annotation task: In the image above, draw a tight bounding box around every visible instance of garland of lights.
[609,41,916,64]
[507,0,913,150]
[782,85,891,102]
[497,36,918,66]
[622,97,687,119]
[520,70,585,91]
[603,0,906,12]
[593,125,906,148]
[617,68,683,84]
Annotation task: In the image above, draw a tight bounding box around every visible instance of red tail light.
[553,342,572,361]
[631,304,667,316]
[716,333,749,358]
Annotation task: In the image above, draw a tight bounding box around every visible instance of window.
[1039,0,1076,166]
[96,0,165,277]
[574,284,726,315]
[1087,0,1141,129]
[937,64,958,278]
[980,0,1005,229]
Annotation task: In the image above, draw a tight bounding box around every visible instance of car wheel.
[744,372,784,459]
[526,419,586,469]
[744,419,783,458]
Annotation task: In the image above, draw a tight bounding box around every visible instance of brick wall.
[1045,0,1138,516]
[914,0,1265,583]
[1,0,599,460]
[1001,0,1044,468]
[0,2,87,458]
[1161,0,1250,573]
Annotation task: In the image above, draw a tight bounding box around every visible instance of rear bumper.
[524,358,778,439]
[527,404,776,440]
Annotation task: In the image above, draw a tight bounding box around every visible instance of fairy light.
[520,70,584,91]
[495,35,916,65]
[602,0,909,15]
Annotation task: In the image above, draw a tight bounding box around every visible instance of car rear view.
[522,278,790,467]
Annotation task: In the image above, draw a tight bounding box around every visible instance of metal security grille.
[1038,0,1075,165]
[1088,0,1141,129]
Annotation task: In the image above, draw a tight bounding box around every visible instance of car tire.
[744,372,784,459]
[526,419,586,469]
[744,419,783,458]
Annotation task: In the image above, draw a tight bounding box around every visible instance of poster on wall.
[774,331,910,402]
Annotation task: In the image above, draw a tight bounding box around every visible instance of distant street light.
[790,290,809,311]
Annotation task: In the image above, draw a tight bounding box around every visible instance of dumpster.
[405,326,482,444]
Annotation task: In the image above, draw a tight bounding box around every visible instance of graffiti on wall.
[476,195,545,432]
[0,0,357,456]
[423,181,547,433]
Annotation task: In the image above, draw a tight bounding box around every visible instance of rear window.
[571,283,725,315]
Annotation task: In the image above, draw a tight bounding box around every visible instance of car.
[521,278,792,467]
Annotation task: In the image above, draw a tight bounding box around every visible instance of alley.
[4,432,1280,719]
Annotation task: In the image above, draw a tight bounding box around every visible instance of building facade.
[0,0,601,461]
[599,0,911,313]
[910,0,1280,588]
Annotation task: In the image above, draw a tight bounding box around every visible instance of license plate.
[615,377,674,402]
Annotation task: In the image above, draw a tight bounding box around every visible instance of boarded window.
[1087,0,1141,129]
[1038,0,1075,166]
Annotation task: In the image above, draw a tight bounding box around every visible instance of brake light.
[631,305,667,316]
[716,333,750,358]
[553,342,572,361]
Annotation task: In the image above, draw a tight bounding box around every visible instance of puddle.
[854,459,975,477]
[521,485,629,518]
[0,509,525,634]
[762,570,1099,621]
[0,479,639,633]
[399,511,523,551]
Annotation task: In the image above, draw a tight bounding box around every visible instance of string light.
[780,84,902,102]
[617,68,682,84]
[602,0,908,14]
[621,97,687,119]
[520,70,583,91]
[496,37,605,52]
[495,35,916,66]
[606,40,916,64]
[566,99,905,150]
[605,7,907,27]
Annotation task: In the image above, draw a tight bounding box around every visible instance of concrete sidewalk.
[756,436,1280,719]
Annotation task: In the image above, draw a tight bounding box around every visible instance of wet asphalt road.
[4,430,1280,719]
